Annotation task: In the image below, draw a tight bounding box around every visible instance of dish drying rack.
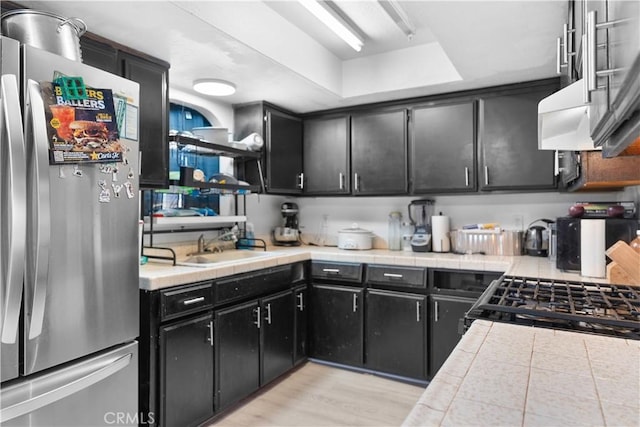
[141,134,267,265]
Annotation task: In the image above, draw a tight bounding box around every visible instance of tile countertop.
[139,246,614,291]
[402,320,640,427]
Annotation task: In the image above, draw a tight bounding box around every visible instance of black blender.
[408,199,434,252]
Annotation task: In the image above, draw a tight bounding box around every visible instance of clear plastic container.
[388,211,403,251]
[630,230,640,255]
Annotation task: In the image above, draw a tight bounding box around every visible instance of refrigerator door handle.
[24,80,51,340]
[0,352,133,423]
[0,75,27,344]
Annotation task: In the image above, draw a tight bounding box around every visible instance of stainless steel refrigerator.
[1,36,140,426]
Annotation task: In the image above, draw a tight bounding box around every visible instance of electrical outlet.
[513,214,524,230]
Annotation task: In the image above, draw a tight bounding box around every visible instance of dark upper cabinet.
[79,36,170,189]
[234,102,303,194]
[119,51,170,189]
[365,289,427,380]
[79,37,118,74]
[302,115,350,194]
[160,313,214,427]
[351,109,408,195]
[410,101,476,193]
[478,84,558,190]
[310,284,364,366]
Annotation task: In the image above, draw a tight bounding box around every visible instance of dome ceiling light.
[193,79,236,96]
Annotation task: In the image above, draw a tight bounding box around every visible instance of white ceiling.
[16,0,566,114]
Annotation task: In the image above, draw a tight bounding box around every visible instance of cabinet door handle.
[484,166,489,186]
[297,173,304,190]
[587,11,630,92]
[434,300,439,323]
[352,293,358,313]
[582,34,590,103]
[265,303,272,325]
[322,268,340,273]
[416,301,421,322]
[253,306,261,329]
[354,173,359,192]
[297,293,304,311]
[556,36,563,75]
[339,172,344,190]
[182,297,205,306]
[383,273,403,279]
[464,167,469,187]
[207,321,214,347]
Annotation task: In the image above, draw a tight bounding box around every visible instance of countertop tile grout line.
[586,339,608,427]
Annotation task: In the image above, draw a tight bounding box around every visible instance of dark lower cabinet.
[215,290,294,410]
[160,313,214,427]
[215,300,261,410]
[261,290,294,385]
[429,295,475,378]
[294,285,308,364]
[365,289,427,380]
[310,284,364,366]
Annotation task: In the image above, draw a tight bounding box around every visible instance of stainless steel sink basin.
[176,250,272,267]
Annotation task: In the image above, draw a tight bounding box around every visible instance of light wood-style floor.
[209,362,425,427]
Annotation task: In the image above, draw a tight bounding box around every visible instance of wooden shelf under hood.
[567,151,640,192]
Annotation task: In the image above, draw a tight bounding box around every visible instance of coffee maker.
[408,199,434,252]
[273,202,301,246]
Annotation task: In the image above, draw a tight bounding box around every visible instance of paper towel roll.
[580,219,606,278]
[432,215,451,253]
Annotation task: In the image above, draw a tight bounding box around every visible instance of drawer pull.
[383,273,403,279]
[182,297,205,306]
[322,268,340,273]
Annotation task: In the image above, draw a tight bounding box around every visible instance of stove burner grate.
[469,276,640,339]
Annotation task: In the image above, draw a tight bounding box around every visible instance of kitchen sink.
[176,250,273,267]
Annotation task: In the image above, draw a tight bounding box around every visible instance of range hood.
[538,79,598,151]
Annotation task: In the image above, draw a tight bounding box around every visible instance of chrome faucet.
[192,229,238,255]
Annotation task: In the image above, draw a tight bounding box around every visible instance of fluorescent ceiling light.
[299,0,364,52]
[193,79,236,96]
[378,0,416,40]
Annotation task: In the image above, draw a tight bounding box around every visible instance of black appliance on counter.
[466,276,640,339]
[556,217,638,272]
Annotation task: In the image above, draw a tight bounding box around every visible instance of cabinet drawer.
[367,265,426,289]
[311,262,363,283]
[429,269,502,297]
[161,282,213,321]
[215,265,292,306]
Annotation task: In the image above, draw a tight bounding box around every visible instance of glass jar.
[388,211,402,251]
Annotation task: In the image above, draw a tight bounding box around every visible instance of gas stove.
[466,276,640,339]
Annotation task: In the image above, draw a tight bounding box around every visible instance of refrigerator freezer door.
[1,37,27,382]
[0,341,139,426]
[21,45,140,375]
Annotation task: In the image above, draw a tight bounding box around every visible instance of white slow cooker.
[337,224,373,250]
